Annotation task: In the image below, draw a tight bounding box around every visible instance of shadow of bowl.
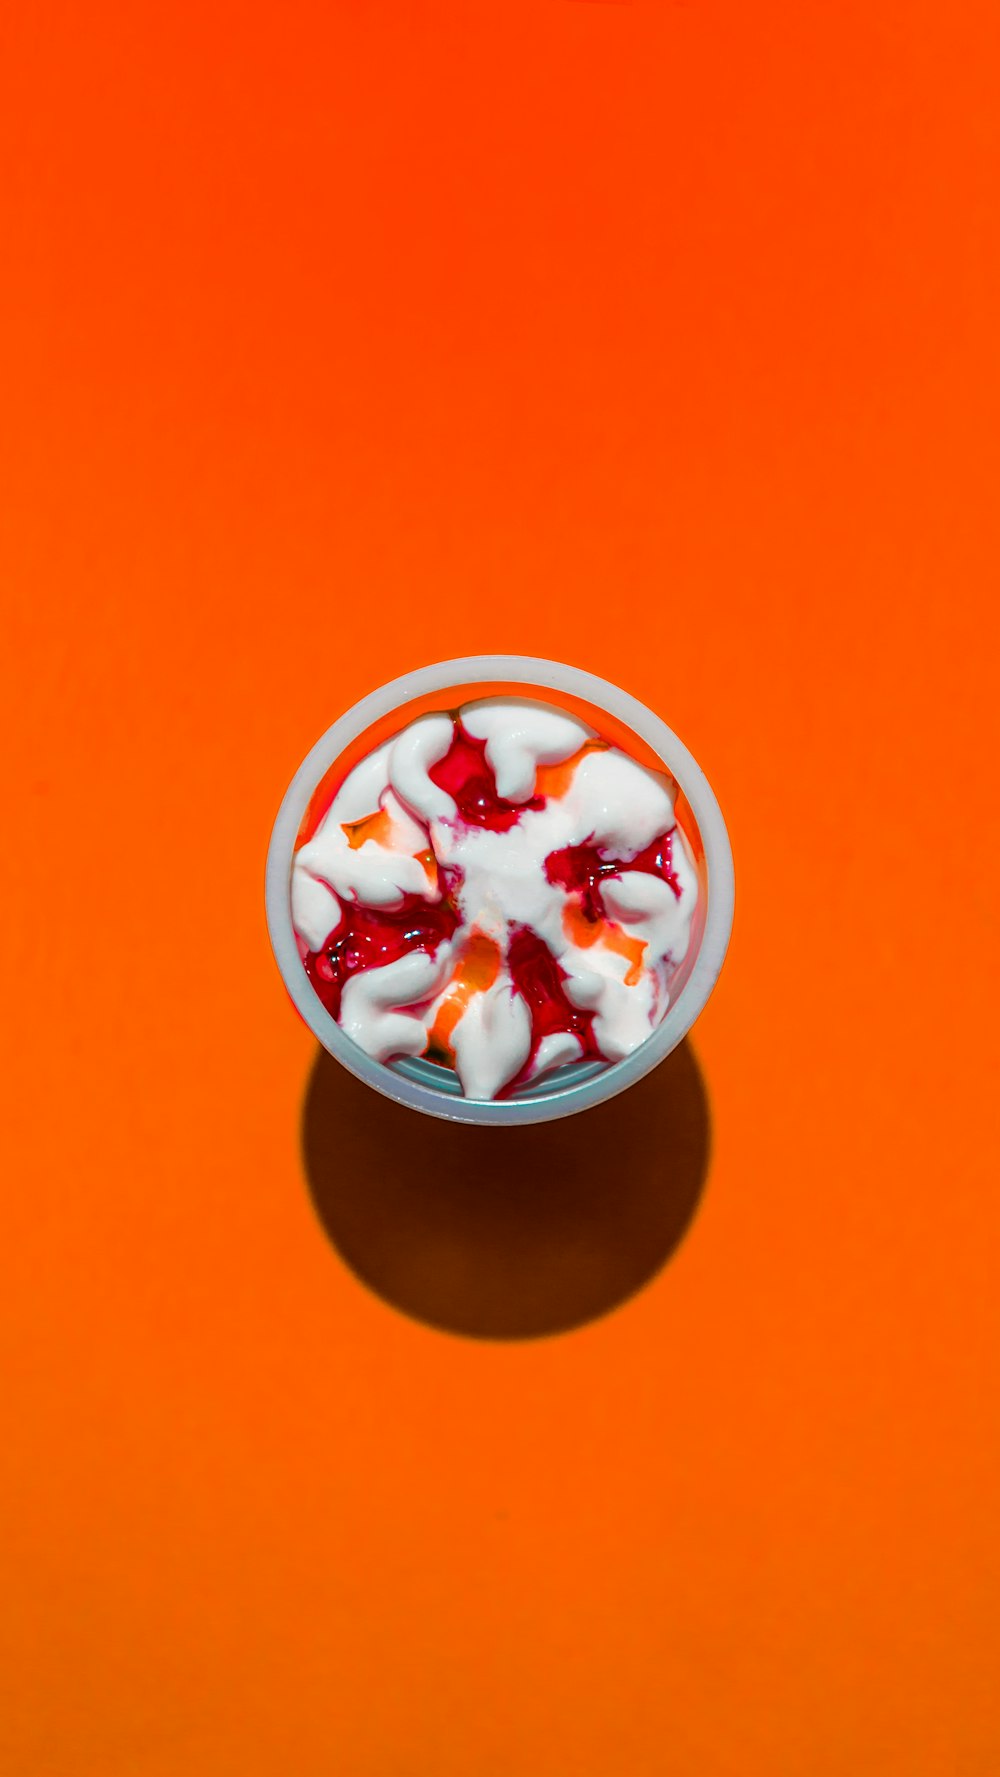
[301,1039,711,1341]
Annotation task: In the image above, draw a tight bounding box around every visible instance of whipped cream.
[292,697,699,1099]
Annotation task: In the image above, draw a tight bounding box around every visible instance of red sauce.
[544,829,682,923]
[499,926,602,1095]
[428,721,544,832]
[305,895,460,1021]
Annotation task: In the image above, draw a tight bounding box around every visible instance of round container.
[266,655,734,1125]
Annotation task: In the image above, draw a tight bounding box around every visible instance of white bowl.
[266,655,734,1124]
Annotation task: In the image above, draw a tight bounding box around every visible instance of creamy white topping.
[292,697,699,1099]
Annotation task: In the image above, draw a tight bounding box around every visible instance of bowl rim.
[265,654,735,1125]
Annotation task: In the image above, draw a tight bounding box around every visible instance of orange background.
[2,4,999,1773]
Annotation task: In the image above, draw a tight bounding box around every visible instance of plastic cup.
[266,655,734,1125]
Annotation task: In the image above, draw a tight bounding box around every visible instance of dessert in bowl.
[267,657,733,1125]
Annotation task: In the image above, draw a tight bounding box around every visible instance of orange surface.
[2,4,999,1774]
